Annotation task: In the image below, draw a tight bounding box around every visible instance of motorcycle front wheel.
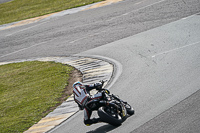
[124,103,135,115]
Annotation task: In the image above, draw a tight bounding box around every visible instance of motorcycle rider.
[73,81,107,126]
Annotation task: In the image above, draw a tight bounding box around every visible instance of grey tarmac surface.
[0,0,200,133]
[50,14,200,133]
[0,0,200,62]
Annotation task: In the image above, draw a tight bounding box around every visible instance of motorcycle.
[96,81,135,126]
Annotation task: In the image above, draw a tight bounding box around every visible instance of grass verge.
[0,0,103,25]
[0,61,74,133]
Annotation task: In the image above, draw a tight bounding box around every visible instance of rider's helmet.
[73,81,83,88]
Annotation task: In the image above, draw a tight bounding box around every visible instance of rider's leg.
[83,107,101,126]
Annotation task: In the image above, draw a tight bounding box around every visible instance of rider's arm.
[85,82,102,92]
[85,84,96,92]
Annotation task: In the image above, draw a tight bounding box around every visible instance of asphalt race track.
[0,0,200,133]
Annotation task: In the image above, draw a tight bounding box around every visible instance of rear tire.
[98,107,123,126]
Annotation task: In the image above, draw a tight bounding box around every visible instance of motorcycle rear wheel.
[98,107,123,126]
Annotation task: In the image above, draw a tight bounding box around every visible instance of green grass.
[0,0,104,25]
[0,61,74,133]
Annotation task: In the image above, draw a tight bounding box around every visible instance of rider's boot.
[84,118,101,126]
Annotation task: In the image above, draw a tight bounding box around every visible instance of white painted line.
[107,0,166,22]
[6,21,48,37]
[69,36,88,44]
[152,41,200,58]
[69,30,107,44]
[135,1,143,5]
[0,39,55,59]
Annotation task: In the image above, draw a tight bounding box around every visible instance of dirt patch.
[42,68,82,116]
[62,68,83,101]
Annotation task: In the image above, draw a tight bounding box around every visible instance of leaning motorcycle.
[96,81,134,126]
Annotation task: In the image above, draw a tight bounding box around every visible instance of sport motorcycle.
[96,81,135,126]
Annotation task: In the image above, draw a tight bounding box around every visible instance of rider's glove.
[94,82,102,90]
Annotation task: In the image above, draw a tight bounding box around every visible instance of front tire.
[124,103,135,115]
